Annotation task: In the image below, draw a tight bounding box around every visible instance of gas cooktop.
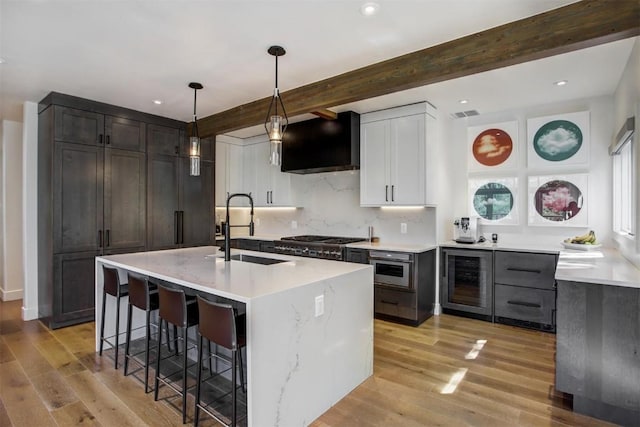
[276,235,366,260]
[280,235,366,245]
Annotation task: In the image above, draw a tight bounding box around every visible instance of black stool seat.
[194,297,247,427]
[124,275,171,393]
[154,285,200,424]
[99,265,129,369]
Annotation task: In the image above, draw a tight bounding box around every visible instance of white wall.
[612,38,640,268]
[22,102,39,319]
[1,120,24,301]
[0,123,4,292]
[221,170,437,245]
[444,95,614,248]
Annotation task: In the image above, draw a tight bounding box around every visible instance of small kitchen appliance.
[453,217,479,244]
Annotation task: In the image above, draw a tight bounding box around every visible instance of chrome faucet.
[224,193,255,261]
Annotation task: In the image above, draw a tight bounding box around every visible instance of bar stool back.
[194,297,246,427]
[99,265,129,369]
[154,285,199,424]
[124,274,171,393]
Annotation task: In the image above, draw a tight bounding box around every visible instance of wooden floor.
[0,299,614,427]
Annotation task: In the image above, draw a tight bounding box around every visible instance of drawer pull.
[506,267,541,274]
[380,300,399,305]
[507,300,541,308]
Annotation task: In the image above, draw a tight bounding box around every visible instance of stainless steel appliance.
[441,248,493,320]
[453,217,479,243]
[369,251,413,290]
[274,235,366,261]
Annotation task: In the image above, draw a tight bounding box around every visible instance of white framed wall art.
[468,121,519,172]
[468,177,519,225]
[527,111,590,169]
[528,174,588,227]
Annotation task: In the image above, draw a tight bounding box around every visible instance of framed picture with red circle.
[467,121,518,172]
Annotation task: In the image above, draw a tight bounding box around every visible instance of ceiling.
[1,0,636,138]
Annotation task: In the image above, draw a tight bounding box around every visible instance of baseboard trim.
[22,306,39,321]
[434,302,442,316]
[0,288,23,302]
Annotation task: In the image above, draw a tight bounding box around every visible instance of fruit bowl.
[561,241,602,251]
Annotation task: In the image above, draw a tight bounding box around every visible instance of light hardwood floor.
[0,299,613,426]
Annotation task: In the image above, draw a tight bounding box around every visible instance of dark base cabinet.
[556,280,640,426]
[374,250,436,326]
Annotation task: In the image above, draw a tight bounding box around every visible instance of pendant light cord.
[192,87,199,137]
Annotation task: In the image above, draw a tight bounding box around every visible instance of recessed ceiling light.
[459,99,469,104]
[153,99,163,105]
[554,80,568,86]
[360,2,380,16]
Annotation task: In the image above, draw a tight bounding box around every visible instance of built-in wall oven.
[441,248,493,320]
[369,251,413,290]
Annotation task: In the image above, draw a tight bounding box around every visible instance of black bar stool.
[99,265,129,369]
[123,274,173,393]
[194,296,247,427]
[154,285,200,424]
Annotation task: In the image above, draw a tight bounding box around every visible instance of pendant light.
[188,82,203,176]
[264,45,288,166]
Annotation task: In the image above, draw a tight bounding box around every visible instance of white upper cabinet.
[243,136,293,207]
[215,137,245,207]
[360,102,437,206]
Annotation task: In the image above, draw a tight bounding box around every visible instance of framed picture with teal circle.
[468,177,519,225]
[527,111,589,168]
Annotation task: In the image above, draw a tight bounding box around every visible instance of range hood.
[281,111,360,174]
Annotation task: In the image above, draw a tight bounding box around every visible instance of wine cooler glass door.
[441,249,493,318]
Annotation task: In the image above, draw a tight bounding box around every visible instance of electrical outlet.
[291,220,298,229]
[401,223,407,234]
[255,217,261,226]
[315,295,324,317]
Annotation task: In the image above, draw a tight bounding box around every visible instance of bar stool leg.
[99,290,107,355]
[182,326,188,424]
[232,348,237,427]
[238,347,246,393]
[207,340,212,373]
[124,303,133,375]
[154,318,163,402]
[173,325,179,356]
[194,334,204,427]
[114,294,121,369]
[144,309,152,393]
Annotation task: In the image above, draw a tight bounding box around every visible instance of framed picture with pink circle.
[467,121,518,172]
[527,174,588,227]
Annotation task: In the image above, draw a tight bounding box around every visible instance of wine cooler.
[441,248,493,320]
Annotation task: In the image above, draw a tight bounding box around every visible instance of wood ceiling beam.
[197,0,640,138]
[311,109,338,120]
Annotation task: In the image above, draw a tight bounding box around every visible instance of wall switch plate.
[291,220,298,229]
[401,223,407,234]
[315,295,324,317]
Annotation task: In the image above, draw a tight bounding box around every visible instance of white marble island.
[95,246,374,426]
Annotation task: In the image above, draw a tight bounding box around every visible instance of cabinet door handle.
[99,134,104,144]
[385,185,388,202]
[174,211,179,244]
[180,211,184,244]
[381,300,399,305]
[106,135,111,145]
[98,230,103,247]
[391,185,395,202]
[175,146,179,155]
[506,267,541,274]
[105,229,110,247]
[507,300,541,308]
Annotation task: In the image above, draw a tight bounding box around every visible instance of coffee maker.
[453,217,479,243]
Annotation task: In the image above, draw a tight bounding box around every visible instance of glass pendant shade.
[187,81,203,176]
[265,46,288,167]
[189,135,200,176]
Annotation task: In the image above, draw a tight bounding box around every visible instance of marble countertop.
[345,241,438,253]
[97,246,372,303]
[555,248,640,289]
[438,240,562,254]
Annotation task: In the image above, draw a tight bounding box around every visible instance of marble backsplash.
[217,170,437,245]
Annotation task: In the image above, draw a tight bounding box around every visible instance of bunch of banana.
[564,230,597,244]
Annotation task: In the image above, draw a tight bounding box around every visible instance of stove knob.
[302,248,309,254]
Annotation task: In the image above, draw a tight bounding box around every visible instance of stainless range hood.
[281,111,360,174]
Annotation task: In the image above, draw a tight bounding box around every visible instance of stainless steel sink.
[227,254,287,265]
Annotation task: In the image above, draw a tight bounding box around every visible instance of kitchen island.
[95,246,374,426]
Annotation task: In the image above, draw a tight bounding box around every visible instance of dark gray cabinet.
[146,147,214,251]
[556,280,640,425]
[345,248,369,264]
[38,92,190,329]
